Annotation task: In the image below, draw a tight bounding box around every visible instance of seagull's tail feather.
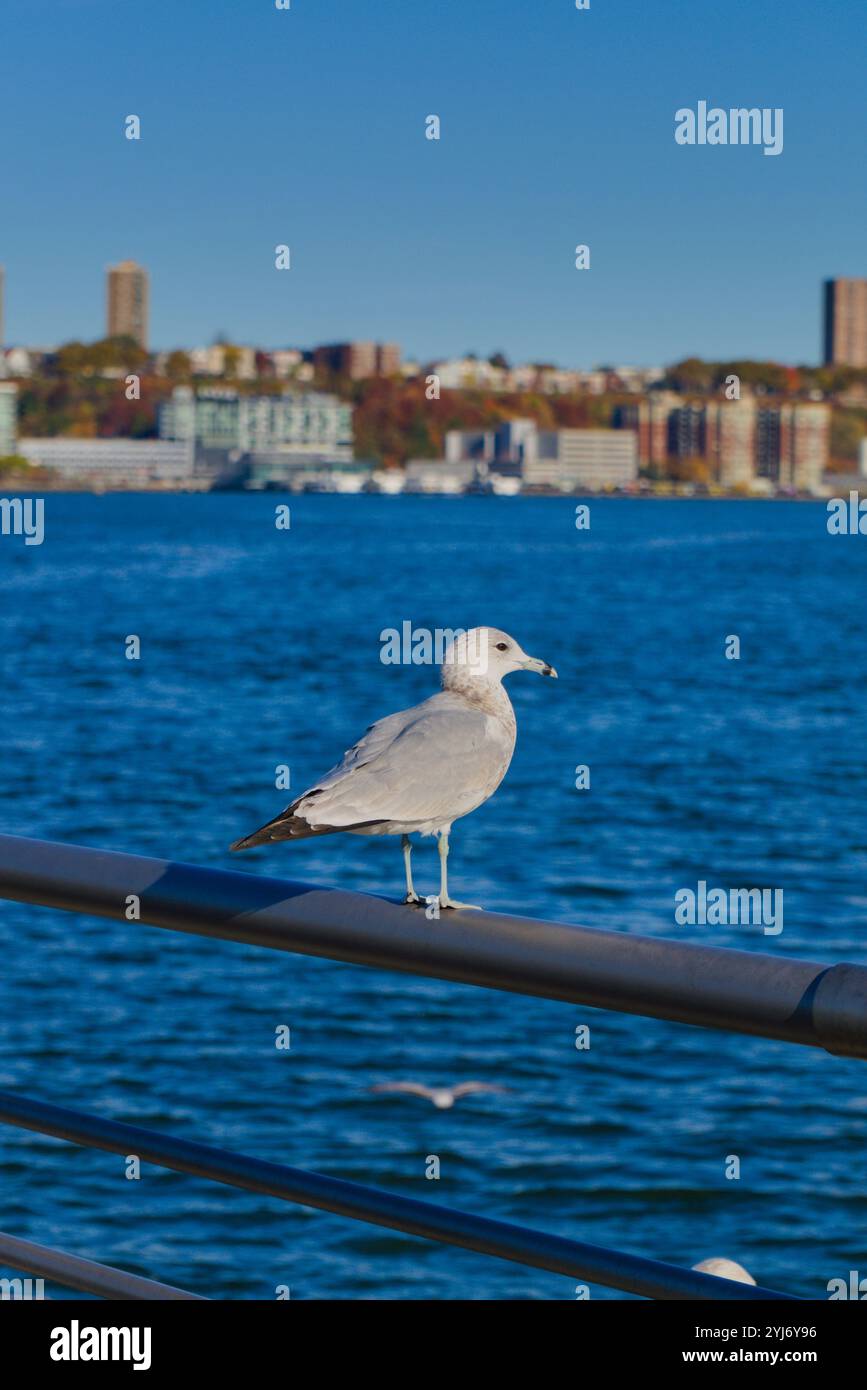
[230,793,382,851]
[229,815,327,851]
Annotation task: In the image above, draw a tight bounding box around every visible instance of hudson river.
[1,495,865,1299]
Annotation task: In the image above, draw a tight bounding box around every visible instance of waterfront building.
[754,401,830,492]
[668,403,706,461]
[615,391,682,469]
[493,420,539,465]
[755,406,782,481]
[245,455,373,491]
[444,428,495,463]
[523,428,638,490]
[445,420,537,470]
[705,397,757,489]
[617,392,827,491]
[159,386,353,462]
[778,402,830,493]
[17,437,195,486]
[0,382,17,455]
[444,419,636,490]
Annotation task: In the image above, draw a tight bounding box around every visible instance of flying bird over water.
[230,626,557,909]
[369,1081,508,1110]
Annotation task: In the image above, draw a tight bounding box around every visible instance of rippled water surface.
[1,495,865,1299]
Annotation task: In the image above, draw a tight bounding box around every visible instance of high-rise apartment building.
[615,391,681,469]
[705,397,757,489]
[778,402,830,492]
[755,402,830,491]
[823,278,867,368]
[106,260,149,349]
[668,403,706,460]
[619,391,829,491]
[755,406,782,480]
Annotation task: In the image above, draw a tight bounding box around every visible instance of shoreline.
[0,480,850,501]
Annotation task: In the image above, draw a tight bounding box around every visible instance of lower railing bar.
[0,834,864,1057]
[0,1091,797,1301]
[0,1230,205,1300]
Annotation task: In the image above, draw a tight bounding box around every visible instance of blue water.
[1,495,866,1300]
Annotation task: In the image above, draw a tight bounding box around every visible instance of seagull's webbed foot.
[403,891,423,906]
[437,895,483,912]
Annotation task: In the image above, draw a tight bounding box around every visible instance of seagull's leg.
[437,830,482,911]
[402,834,421,905]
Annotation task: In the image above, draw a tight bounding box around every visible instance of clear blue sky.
[1,0,864,366]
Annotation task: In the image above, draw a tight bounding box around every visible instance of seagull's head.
[441,627,558,688]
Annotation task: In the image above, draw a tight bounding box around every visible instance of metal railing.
[0,1090,795,1302]
[2,831,860,1300]
[1,834,865,1057]
[0,1230,206,1300]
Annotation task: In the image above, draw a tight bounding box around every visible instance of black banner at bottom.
[1,1297,860,1376]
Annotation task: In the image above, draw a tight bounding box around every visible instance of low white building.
[522,428,639,490]
[17,437,196,487]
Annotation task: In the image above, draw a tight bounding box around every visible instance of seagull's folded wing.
[294,694,509,828]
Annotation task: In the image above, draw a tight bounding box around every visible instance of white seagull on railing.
[369,1081,508,1110]
[230,626,557,910]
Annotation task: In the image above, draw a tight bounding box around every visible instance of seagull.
[230,626,557,909]
[692,1258,756,1285]
[369,1081,508,1110]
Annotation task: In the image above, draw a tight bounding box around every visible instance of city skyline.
[1,0,864,365]
[2,255,866,377]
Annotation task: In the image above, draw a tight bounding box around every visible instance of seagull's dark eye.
[495,642,508,651]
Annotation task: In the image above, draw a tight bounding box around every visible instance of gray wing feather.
[293,693,509,828]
